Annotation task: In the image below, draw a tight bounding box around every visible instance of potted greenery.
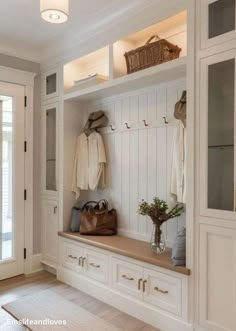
[138,197,183,253]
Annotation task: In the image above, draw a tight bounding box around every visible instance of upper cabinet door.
[42,68,59,100]
[42,102,59,196]
[200,49,236,221]
[201,0,236,49]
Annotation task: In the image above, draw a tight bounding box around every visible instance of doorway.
[0,82,25,280]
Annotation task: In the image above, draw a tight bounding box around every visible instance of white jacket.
[72,132,106,199]
[170,121,186,204]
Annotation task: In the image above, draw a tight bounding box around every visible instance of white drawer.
[111,257,143,299]
[84,248,109,284]
[143,268,182,316]
[62,242,84,273]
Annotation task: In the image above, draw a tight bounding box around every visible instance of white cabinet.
[42,67,59,100]
[42,102,59,197]
[199,224,236,331]
[143,268,182,316]
[199,49,236,221]
[58,237,189,331]
[112,258,143,299]
[62,240,109,284]
[62,241,83,273]
[200,0,236,49]
[41,199,58,266]
[111,257,182,316]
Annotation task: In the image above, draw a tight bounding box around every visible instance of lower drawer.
[85,248,109,284]
[62,241,83,273]
[143,268,182,316]
[111,257,143,299]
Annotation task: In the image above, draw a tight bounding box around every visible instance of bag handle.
[81,201,98,211]
[94,199,109,213]
[146,35,160,45]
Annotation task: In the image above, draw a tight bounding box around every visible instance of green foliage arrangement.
[138,197,183,224]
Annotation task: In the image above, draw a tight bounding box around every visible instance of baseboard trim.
[31,254,44,273]
[57,267,193,331]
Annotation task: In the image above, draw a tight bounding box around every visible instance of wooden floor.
[0,271,159,331]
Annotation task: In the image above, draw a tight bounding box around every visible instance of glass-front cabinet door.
[42,103,58,195]
[201,0,236,49]
[42,68,59,100]
[200,49,236,220]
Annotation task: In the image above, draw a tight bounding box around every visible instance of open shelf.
[64,46,110,93]
[113,11,187,78]
[64,56,187,102]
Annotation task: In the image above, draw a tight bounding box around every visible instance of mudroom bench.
[57,232,192,331]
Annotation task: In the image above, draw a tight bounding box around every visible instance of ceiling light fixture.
[40,0,69,24]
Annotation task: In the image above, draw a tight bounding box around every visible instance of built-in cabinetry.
[58,234,190,331]
[41,67,60,268]
[40,3,193,330]
[196,1,236,330]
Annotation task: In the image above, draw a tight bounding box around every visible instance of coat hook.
[143,120,148,127]
[125,122,131,129]
[110,124,116,131]
[163,117,168,124]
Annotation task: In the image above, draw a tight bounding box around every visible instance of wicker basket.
[124,35,182,74]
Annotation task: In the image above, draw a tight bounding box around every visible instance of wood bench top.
[58,232,190,276]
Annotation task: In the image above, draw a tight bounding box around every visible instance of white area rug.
[2,289,121,331]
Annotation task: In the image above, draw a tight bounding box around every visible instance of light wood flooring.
[0,271,159,331]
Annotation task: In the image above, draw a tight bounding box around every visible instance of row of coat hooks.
[107,117,169,131]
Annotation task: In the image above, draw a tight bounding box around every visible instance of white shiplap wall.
[84,78,186,247]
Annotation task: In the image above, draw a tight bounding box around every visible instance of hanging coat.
[170,121,186,204]
[72,132,106,199]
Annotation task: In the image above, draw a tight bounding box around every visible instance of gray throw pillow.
[171,227,186,266]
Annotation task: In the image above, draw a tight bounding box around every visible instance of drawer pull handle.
[82,257,86,267]
[78,256,83,266]
[143,280,147,293]
[68,255,77,260]
[138,278,143,290]
[122,275,134,281]
[89,263,101,268]
[154,286,168,294]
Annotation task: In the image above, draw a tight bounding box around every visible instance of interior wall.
[0,53,41,254]
[77,78,186,247]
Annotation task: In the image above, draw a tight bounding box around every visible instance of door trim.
[0,66,36,275]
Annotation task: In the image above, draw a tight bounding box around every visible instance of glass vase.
[150,223,166,254]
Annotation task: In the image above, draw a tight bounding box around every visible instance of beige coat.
[170,121,186,204]
[72,132,106,199]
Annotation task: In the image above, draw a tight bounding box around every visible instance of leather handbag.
[70,201,97,232]
[80,199,117,235]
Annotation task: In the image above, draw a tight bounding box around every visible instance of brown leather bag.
[80,200,117,235]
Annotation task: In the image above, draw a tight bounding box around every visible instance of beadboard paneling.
[85,79,186,247]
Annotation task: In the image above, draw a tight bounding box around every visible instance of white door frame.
[0,66,36,275]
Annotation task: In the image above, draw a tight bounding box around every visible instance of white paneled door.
[0,82,25,280]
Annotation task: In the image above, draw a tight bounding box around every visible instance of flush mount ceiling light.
[40,0,69,24]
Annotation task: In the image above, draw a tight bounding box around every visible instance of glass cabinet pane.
[46,73,57,96]
[46,108,56,191]
[209,0,235,39]
[208,59,235,211]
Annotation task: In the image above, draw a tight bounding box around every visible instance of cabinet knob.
[143,280,147,293]
[122,274,134,281]
[54,206,57,214]
[154,286,168,294]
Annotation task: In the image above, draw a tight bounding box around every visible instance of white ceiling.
[0,0,146,62]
